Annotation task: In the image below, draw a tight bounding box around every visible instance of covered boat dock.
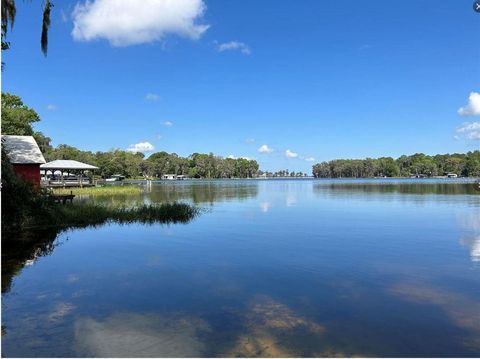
[40,160,98,187]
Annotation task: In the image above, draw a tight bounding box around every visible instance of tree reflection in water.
[84,181,259,207]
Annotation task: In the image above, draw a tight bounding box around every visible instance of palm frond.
[1,0,16,34]
[41,0,53,56]
[1,0,16,52]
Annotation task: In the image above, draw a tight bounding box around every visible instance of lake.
[2,179,480,357]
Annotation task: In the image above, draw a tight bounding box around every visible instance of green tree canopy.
[1,92,40,135]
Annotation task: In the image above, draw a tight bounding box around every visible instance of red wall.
[13,164,41,188]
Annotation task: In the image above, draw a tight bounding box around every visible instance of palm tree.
[1,0,53,55]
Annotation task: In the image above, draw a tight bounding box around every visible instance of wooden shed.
[2,135,46,187]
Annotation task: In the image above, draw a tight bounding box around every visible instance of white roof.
[1,135,46,164]
[40,160,98,170]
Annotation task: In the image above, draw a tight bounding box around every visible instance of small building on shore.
[2,135,46,187]
[162,174,177,180]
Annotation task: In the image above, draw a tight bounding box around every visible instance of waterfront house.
[1,135,46,187]
[162,174,177,180]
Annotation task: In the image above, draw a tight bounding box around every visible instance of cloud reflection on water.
[459,213,480,262]
[75,312,210,357]
[259,202,272,213]
[48,302,76,322]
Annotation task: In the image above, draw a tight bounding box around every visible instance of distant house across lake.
[2,135,46,187]
[162,174,177,180]
[161,174,187,180]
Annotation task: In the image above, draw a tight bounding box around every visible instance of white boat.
[105,175,125,182]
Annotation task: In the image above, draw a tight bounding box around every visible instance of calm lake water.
[2,179,480,357]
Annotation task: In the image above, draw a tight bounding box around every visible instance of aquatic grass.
[23,202,200,230]
[52,186,144,196]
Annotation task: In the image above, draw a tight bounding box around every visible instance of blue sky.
[2,0,479,172]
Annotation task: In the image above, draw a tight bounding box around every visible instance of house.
[162,174,177,180]
[2,135,46,187]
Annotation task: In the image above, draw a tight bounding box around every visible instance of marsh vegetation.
[52,185,144,196]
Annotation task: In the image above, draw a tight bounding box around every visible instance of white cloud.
[258,144,273,154]
[285,149,298,158]
[227,155,251,160]
[126,141,155,153]
[458,92,480,116]
[72,0,209,47]
[145,93,160,101]
[455,122,480,140]
[47,104,57,111]
[305,157,315,162]
[161,121,173,127]
[244,138,255,144]
[216,41,251,55]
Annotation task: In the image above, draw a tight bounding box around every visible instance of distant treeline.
[45,145,259,179]
[312,152,480,178]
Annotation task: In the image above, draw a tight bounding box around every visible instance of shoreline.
[117,177,479,183]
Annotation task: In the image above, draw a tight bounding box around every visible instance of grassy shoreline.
[52,186,144,196]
